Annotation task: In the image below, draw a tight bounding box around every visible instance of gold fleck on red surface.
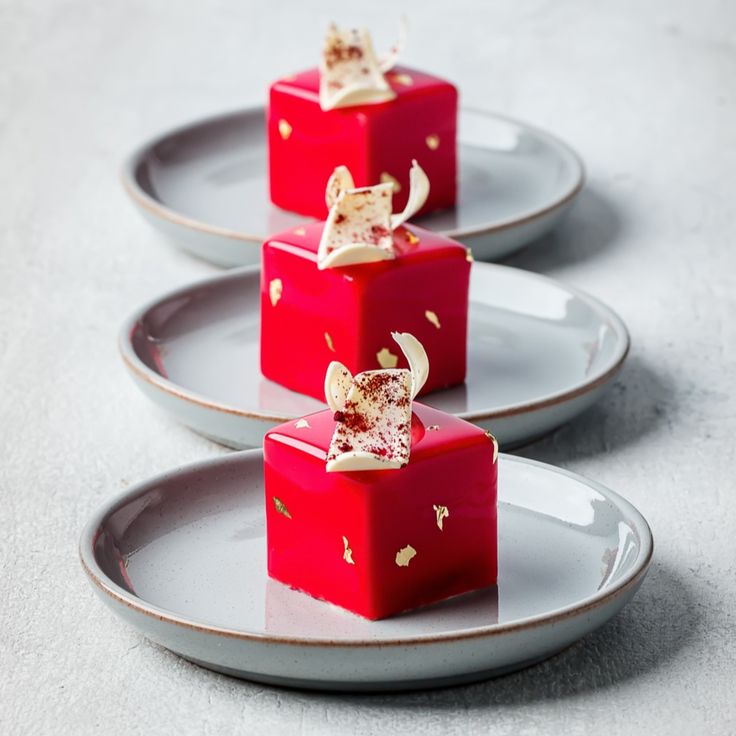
[278,119,292,140]
[380,172,401,192]
[273,497,292,519]
[466,248,474,262]
[425,310,441,329]
[342,536,355,565]
[433,504,449,530]
[425,134,440,150]
[376,347,398,368]
[269,278,283,307]
[390,72,413,86]
[395,545,417,567]
[293,227,306,235]
[295,418,310,429]
[325,332,336,352]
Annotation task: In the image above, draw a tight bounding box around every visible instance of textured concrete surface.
[1,1,735,734]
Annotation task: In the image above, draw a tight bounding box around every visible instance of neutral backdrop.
[2,1,734,734]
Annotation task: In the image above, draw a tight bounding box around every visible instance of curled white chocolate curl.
[391,331,429,399]
[324,333,430,472]
[377,16,408,73]
[324,361,353,412]
[390,160,430,230]
[317,161,430,270]
[325,165,355,210]
[319,25,396,111]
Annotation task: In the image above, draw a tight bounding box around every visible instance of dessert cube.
[268,65,457,218]
[260,220,470,400]
[264,403,498,620]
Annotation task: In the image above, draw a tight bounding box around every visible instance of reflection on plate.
[123,108,584,266]
[80,451,652,691]
[120,263,629,448]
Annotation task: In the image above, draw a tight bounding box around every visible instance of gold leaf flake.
[376,347,398,368]
[433,504,449,531]
[425,310,441,329]
[293,227,306,236]
[395,544,417,567]
[425,134,440,150]
[404,229,420,245]
[390,72,413,86]
[485,431,499,462]
[273,497,292,519]
[427,424,440,431]
[342,536,355,565]
[282,74,297,82]
[466,248,474,262]
[278,119,292,140]
[269,278,283,307]
[325,332,336,352]
[295,418,310,429]
[380,172,401,193]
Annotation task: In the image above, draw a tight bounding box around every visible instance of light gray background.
[1,1,734,734]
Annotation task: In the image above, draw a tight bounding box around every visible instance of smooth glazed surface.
[79,451,650,688]
[264,404,497,619]
[122,107,584,266]
[261,222,470,398]
[269,66,457,217]
[122,263,629,448]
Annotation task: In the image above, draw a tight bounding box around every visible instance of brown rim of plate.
[118,264,631,426]
[78,452,653,649]
[120,106,585,245]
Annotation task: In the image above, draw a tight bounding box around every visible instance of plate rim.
[79,450,653,649]
[121,105,585,245]
[118,262,631,424]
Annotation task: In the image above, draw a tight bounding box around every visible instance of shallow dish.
[80,451,652,691]
[120,263,629,449]
[123,107,584,267]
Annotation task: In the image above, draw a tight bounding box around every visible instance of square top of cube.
[266,403,496,471]
[270,65,457,110]
[265,222,469,270]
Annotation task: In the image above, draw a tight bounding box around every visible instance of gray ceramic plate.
[79,451,652,691]
[120,263,629,449]
[122,107,584,267]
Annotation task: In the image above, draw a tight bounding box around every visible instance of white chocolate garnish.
[391,331,428,399]
[325,333,429,472]
[325,165,355,209]
[324,362,353,413]
[390,160,430,231]
[318,161,430,270]
[319,25,396,111]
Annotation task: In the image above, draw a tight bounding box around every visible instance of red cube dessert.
[263,335,498,620]
[261,163,471,400]
[268,24,457,219]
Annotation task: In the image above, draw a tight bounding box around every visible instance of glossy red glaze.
[267,65,458,218]
[263,403,498,620]
[260,221,470,400]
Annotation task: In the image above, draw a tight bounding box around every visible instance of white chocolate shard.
[390,160,430,230]
[326,369,412,472]
[317,161,430,270]
[325,333,429,473]
[325,165,355,210]
[324,361,353,412]
[317,183,394,270]
[319,25,396,111]
[377,16,408,73]
[391,331,428,399]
